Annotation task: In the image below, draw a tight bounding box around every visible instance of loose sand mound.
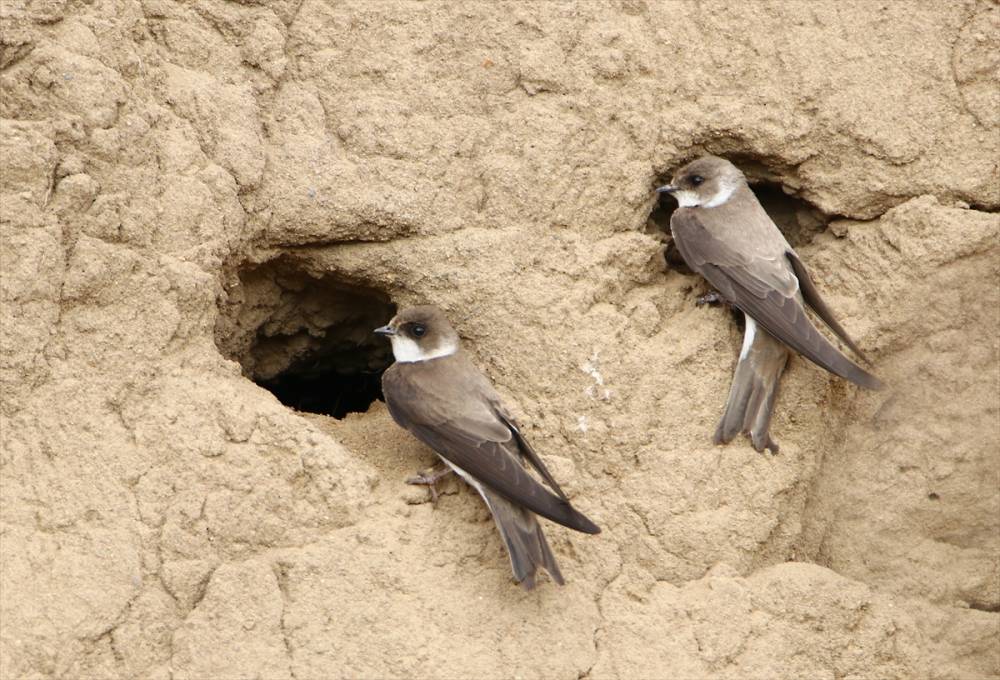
[2,1,998,678]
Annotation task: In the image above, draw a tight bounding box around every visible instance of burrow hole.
[647,163,830,271]
[215,257,396,419]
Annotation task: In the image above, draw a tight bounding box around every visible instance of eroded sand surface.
[2,1,998,678]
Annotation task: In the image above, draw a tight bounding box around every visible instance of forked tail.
[714,317,790,453]
[481,487,564,590]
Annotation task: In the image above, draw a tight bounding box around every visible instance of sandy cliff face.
[1,1,998,678]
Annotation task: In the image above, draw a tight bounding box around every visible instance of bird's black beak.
[374,325,396,337]
[656,184,678,194]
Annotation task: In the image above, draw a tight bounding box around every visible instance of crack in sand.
[272,562,298,680]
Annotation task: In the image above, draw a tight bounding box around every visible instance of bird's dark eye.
[411,324,426,338]
[690,175,704,186]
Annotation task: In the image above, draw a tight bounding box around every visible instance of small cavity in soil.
[215,257,396,419]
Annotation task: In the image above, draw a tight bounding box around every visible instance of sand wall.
[2,1,998,678]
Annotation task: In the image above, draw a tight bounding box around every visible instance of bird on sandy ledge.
[375,305,600,590]
[657,154,883,454]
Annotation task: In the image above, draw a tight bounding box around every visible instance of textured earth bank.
[2,1,998,678]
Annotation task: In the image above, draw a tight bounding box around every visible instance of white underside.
[440,457,480,491]
[739,316,758,361]
[441,459,496,523]
[389,336,458,363]
[440,456,522,576]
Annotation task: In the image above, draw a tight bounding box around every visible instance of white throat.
[389,336,457,363]
[704,181,737,208]
[675,181,738,208]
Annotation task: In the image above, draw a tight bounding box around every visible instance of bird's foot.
[406,465,454,504]
[695,290,724,307]
[749,429,780,455]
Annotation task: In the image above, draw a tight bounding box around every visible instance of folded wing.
[671,210,882,390]
[383,364,601,534]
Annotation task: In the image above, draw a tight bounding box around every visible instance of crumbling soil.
[1,1,998,678]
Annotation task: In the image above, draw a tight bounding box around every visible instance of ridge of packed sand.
[1,1,998,678]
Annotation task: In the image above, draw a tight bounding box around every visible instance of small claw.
[696,290,724,307]
[406,466,453,504]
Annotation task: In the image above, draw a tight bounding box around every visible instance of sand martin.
[658,155,882,452]
[376,305,600,589]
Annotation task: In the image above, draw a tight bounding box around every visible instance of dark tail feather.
[714,323,789,453]
[481,488,564,589]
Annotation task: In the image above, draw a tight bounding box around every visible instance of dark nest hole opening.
[647,170,831,271]
[215,257,396,419]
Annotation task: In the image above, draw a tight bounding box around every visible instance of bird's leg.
[406,464,454,504]
[696,289,725,307]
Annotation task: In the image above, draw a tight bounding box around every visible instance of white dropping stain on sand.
[577,415,589,433]
[581,350,612,401]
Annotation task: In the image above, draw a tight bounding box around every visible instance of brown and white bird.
[658,155,882,453]
[375,305,600,589]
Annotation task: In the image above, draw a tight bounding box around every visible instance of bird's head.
[374,305,460,363]
[657,155,746,208]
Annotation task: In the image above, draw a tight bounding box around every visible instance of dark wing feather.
[671,210,882,390]
[382,363,600,534]
[786,250,871,364]
[494,411,569,501]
